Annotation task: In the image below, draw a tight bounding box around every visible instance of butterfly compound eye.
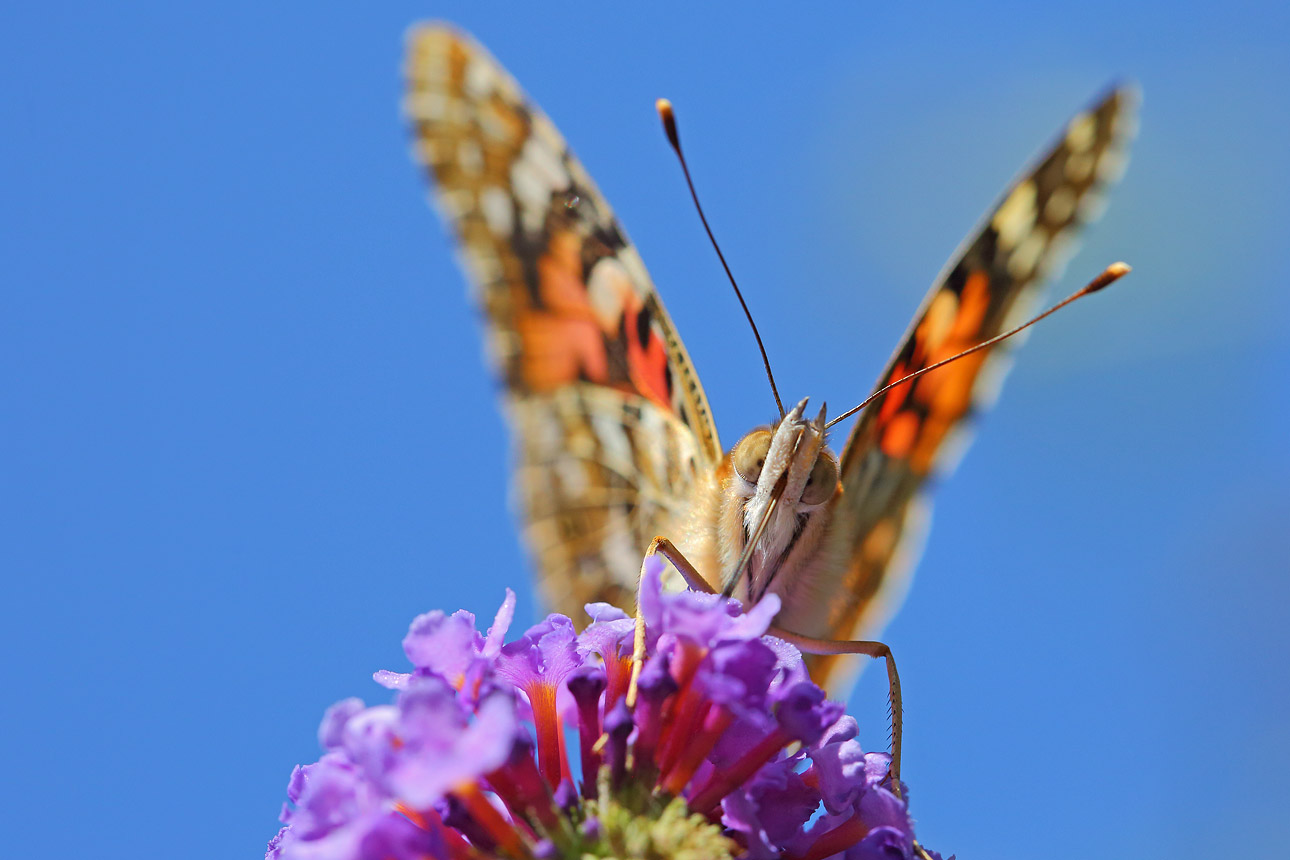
[731,430,773,484]
[800,453,839,506]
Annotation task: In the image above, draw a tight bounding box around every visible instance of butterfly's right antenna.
[657,99,785,419]
[825,262,1133,430]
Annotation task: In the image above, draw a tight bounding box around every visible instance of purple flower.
[494,613,581,787]
[813,735,894,816]
[268,565,937,859]
[721,759,820,859]
[575,603,635,708]
[273,753,437,860]
[387,589,517,699]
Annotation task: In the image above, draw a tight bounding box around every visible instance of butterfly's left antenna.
[657,98,785,419]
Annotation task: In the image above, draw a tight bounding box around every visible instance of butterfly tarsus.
[627,536,706,709]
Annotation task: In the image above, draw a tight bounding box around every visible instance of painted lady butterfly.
[404,25,1135,693]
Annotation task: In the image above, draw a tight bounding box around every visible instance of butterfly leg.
[630,539,907,804]
[770,628,930,860]
[626,537,711,707]
[766,626,905,800]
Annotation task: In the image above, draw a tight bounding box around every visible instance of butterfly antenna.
[825,262,1132,429]
[657,98,785,419]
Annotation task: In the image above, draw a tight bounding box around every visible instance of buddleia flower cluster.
[266,558,940,859]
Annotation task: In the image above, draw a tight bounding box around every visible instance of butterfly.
[403,25,1135,694]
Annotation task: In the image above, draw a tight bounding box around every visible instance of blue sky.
[3,3,1288,858]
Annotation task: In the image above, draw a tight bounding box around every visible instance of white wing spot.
[477,102,517,143]
[1065,150,1095,183]
[555,458,588,497]
[480,186,514,236]
[403,92,447,121]
[532,117,567,159]
[511,137,571,232]
[1043,186,1077,225]
[463,56,498,99]
[1006,231,1047,279]
[511,161,552,232]
[460,244,503,286]
[591,411,633,472]
[438,188,473,220]
[1065,111,1096,152]
[586,258,633,329]
[520,136,570,191]
[992,180,1037,250]
[1096,149,1128,184]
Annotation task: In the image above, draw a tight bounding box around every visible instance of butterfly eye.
[731,430,773,485]
[800,453,839,506]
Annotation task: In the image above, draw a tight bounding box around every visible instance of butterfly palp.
[718,397,841,601]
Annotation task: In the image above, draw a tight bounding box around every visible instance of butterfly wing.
[405,26,721,616]
[809,87,1137,687]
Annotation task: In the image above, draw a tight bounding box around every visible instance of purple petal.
[280,753,376,844]
[584,602,630,624]
[857,784,911,835]
[577,614,635,663]
[338,705,402,783]
[482,590,516,659]
[265,826,287,859]
[720,790,779,860]
[761,634,811,695]
[380,691,518,809]
[318,698,366,751]
[402,610,483,681]
[741,759,821,844]
[707,713,776,767]
[775,682,843,746]
[371,670,409,691]
[704,639,778,709]
[819,714,860,747]
[846,825,913,860]
[353,811,441,860]
[495,614,582,690]
[813,737,868,815]
[725,593,781,640]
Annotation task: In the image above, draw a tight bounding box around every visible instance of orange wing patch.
[877,270,993,474]
[517,229,609,391]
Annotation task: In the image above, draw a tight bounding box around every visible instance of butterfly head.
[723,397,840,600]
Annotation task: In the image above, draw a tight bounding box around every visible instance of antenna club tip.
[656,98,680,149]
[1086,261,1132,293]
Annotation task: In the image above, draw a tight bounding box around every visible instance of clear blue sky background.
[4,3,1288,858]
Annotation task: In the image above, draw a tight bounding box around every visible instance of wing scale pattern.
[405,26,721,615]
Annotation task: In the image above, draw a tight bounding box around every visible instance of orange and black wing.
[814,86,1137,688]
[405,26,721,616]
